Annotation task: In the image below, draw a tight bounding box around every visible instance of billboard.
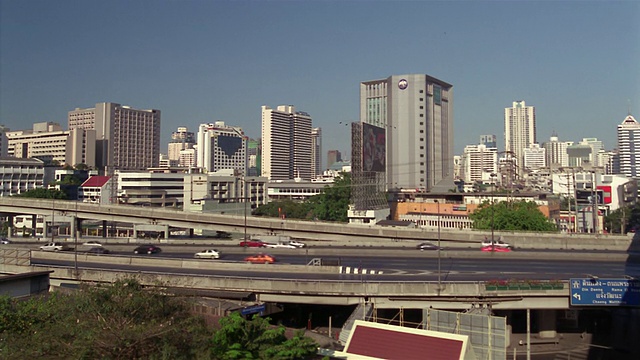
[362,123,386,172]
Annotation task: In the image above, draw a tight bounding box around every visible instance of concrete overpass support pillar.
[538,310,557,338]
[133,225,138,239]
[102,220,107,238]
[7,214,13,237]
[70,216,76,239]
[164,226,169,239]
[31,215,37,237]
[189,228,194,238]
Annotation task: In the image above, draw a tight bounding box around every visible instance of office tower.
[580,138,604,167]
[196,121,247,175]
[327,150,342,169]
[462,144,497,184]
[567,144,593,167]
[480,134,497,149]
[179,148,196,168]
[168,127,195,163]
[68,102,161,171]
[617,114,639,178]
[523,143,546,171]
[360,74,453,191]
[0,125,8,157]
[504,100,536,173]
[542,134,569,168]
[311,127,322,177]
[247,139,260,176]
[5,122,96,167]
[261,105,312,180]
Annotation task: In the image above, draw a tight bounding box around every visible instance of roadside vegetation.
[0,279,319,359]
[253,172,351,223]
[469,200,558,232]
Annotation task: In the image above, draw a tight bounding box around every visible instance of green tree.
[59,174,82,186]
[0,279,210,359]
[211,313,318,360]
[15,188,67,199]
[307,172,351,222]
[605,203,640,233]
[252,199,313,220]
[469,200,558,232]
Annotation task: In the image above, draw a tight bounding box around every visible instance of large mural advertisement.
[362,123,386,172]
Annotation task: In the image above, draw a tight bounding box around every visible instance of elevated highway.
[1,249,579,310]
[0,198,637,251]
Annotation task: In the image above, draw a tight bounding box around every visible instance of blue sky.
[1,0,639,161]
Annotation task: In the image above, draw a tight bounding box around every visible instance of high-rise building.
[196,121,247,176]
[247,139,260,176]
[168,127,195,163]
[311,127,322,178]
[0,125,9,158]
[261,105,312,180]
[360,74,453,191]
[617,114,639,178]
[480,134,497,149]
[504,100,536,173]
[523,143,546,171]
[542,134,569,168]
[68,102,161,171]
[462,144,497,184]
[580,138,604,167]
[327,150,342,169]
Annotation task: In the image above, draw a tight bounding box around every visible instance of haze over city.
[1,0,638,158]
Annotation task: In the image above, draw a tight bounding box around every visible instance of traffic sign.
[570,278,640,306]
[241,303,266,316]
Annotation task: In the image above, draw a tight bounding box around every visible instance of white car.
[0,237,10,244]
[288,240,307,248]
[82,240,103,247]
[39,242,70,251]
[481,238,511,249]
[264,242,297,249]
[194,249,221,259]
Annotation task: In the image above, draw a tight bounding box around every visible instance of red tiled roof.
[345,322,464,360]
[81,176,110,188]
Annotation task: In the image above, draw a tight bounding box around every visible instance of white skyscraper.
[617,114,640,178]
[196,122,247,175]
[462,144,497,184]
[542,135,569,168]
[360,74,453,191]
[523,143,546,170]
[504,100,536,174]
[261,105,312,180]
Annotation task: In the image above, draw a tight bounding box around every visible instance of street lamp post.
[243,177,247,242]
[436,200,441,290]
[490,173,496,243]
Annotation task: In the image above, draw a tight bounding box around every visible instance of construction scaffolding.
[350,122,388,211]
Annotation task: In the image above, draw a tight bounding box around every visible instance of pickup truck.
[39,242,71,251]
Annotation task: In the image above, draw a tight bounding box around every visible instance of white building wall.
[523,143,546,171]
[504,100,536,170]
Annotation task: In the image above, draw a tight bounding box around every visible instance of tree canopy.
[469,200,558,232]
[15,188,67,199]
[253,172,351,223]
[604,203,640,234]
[0,279,319,359]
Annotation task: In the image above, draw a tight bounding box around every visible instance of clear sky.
[1,0,639,161]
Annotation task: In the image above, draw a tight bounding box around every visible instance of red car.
[239,239,266,247]
[244,254,276,264]
[481,245,512,252]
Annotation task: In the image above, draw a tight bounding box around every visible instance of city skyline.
[1,1,638,158]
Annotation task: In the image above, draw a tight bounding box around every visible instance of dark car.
[133,245,162,254]
[87,247,110,254]
[214,231,232,239]
[416,241,440,251]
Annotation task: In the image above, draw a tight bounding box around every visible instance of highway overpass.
[0,198,636,251]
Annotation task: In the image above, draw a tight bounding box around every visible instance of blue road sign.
[241,303,266,316]
[570,278,640,306]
